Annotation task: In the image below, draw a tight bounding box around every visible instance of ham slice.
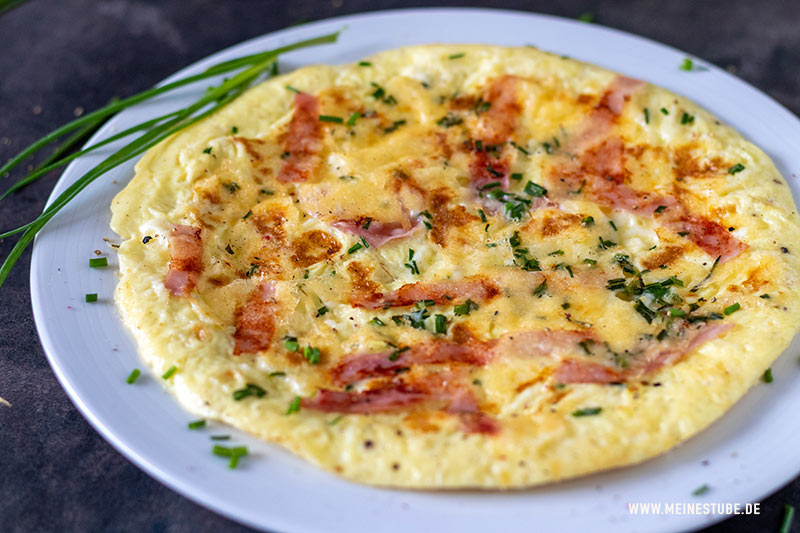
[277,92,322,183]
[332,218,422,248]
[164,225,202,296]
[555,322,733,383]
[350,276,500,310]
[233,282,278,355]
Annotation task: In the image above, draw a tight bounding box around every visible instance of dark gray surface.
[1,1,798,531]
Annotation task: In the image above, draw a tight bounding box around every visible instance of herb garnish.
[728,163,745,175]
[213,445,248,469]
[404,249,420,275]
[533,280,547,297]
[89,257,108,268]
[161,365,177,380]
[763,368,773,383]
[436,113,463,128]
[286,396,301,415]
[188,420,206,430]
[284,336,299,352]
[233,383,266,401]
[316,305,329,317]
[434,314,447,334]
[691,484,710,496]
[126,369,141,384]
[85,293,98,303]
[454,299,479,316]
[448,53,465,59]
[319,114,343,124]
[346,111,360,127]
[572,407,602,417]
[680,112,695,125]
[303,346,321,364]
[723,302,741,315]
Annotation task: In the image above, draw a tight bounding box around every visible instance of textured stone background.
[1,0,798,531]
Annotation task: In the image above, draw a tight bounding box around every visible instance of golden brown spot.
[429,190,478,246]
[576,93,594,104]
[532,211,582,237]
[346,261,383,304]
[673,145,727,179]
[291,230,342,267]
[642,245,686,270]
[234,137,267,162]
[450,322,475,344]
[402,412,446,432]
[449,94,478,110]
[252,211,286,242]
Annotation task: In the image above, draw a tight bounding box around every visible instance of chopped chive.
[478,209,487,223]
[188,419,206,430]
[577,12,594,22]
[85,293,98,302]
[669,308,686,317]
[242,210,252,219]
[643,108,649,124]
[572,407,602,417]
[533,280,547,297]
[316,305,329,317]
[369,317,385,326]
[510,172,523,181]
[680,112,694,125]
[358,61,372,67]
[454,299,478,316]
[329,415,344,426]
[524,181,547,197]
[284,337,299,351]
[319,114,343,124]
[89,257,108,268]
[448,53,465,59]
[434,314,447,334]
[161,365,177,380]
[728,163,745,175]
[660,107,669,115]
[202,147,212,154]
[346,111,360,127]
[724,302,741,315]
[691,484,710,496]
[608,220,618,231]
[762,368,773,383]
[269,371,286,377]
[780,505,795,533]
[679,58,694,71]
[583,258,597,265]
[581,216,594,227]
[210,435,230,441]
[233,383,266,401]
[303,346,321,364]
[654,205,667,214]
[286,396,301,415]
[231,126,238,134]
[347,242,363,254]
[126,369,141,384]
[388,346,410,361]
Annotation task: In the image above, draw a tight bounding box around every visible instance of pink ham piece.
[554,322,734,383]
[350,276,501,310]
[277,92,322,183]
[332,328,593,386]
[164,225,203,297]
[331,340,493,386]
[302,373,500,434]
[666,216,748,264]
[332,218,423,248]
[233,282,278,355]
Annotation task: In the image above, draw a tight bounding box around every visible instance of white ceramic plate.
[30,8,800,533]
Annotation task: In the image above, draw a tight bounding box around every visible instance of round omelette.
[110,45,800,488]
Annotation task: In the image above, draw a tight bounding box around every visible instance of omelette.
[110,45,800,488]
